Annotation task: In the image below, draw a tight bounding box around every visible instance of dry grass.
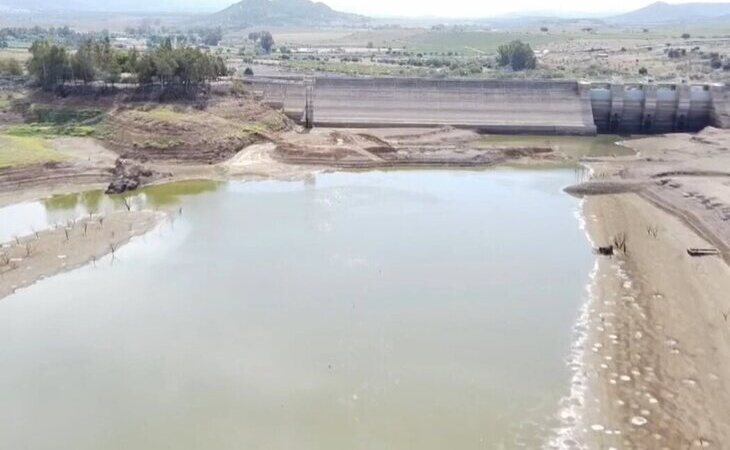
[98,99,290,163]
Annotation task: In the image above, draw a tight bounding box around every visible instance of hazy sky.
[318,0,730,18]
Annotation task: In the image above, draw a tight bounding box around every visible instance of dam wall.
[310,78,597,135]
[241,76,728,134]
[589,83,726,133]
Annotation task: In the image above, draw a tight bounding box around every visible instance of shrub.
[0,57,22,76]
[496,40,537,71]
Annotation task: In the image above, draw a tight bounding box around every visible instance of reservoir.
[0,169,593,449]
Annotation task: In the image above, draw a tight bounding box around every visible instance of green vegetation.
[26,105,104,124]
[0,96,11,112]
[0,134,68,168]
[202,28,223,46]
[0,57,22,75]
[398,30,565,55]
[283,59,430,77]
[26,38,229,91]
[248,31,275,54]
[138,180,220,207]
[43,190,104,211]
[497,40,537,71]
[4,124,96,137]
[0,26,87,47]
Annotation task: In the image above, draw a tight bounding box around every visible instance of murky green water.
[0,169,593,450]
[478,134,633,163]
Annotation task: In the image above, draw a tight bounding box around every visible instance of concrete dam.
[243,77,730,135]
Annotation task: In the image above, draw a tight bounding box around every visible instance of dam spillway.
[242,76,729,135]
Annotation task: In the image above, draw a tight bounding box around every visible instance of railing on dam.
[240,76,729,135]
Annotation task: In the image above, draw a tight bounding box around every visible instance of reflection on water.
[0,170,593,450]
[0,180,220,243]
[134,179,220,207]
[44,190,105,212]
[479,134,634,163]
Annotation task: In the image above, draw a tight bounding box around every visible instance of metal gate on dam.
[242,76,729,135]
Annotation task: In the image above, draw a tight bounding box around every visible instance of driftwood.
[687,248,720,257]
[596,245,614,256]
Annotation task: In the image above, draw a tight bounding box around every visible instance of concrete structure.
[242,76,729,135]
[589,82,727,133]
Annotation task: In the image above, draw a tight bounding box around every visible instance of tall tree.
[27,41,70,90]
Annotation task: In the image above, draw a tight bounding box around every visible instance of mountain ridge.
[609,1,730,23]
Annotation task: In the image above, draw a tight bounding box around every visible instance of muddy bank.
[563,129,730,448]
[0,210,164,300]
[573,194,730,448]
[566,128,730,265]
[271,127,561,168]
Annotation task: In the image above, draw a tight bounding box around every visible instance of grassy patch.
[283,59,429,77]
[0,134,68,168]
[240,124,270,135]
[4,124,96,137]
[398,31,569,55]
[26,105,104,124]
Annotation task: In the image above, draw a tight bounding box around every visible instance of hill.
[0,0,87,12]
[0,0,232,13]
[609,1,730,24]
[204,0,367,28]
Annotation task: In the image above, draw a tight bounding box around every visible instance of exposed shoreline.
[0,210,165,300]
[561,128,730,448]
[2,127,729,448]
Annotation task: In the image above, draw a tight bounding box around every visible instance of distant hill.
[609,1,730,24]
[204,0,368,28]
[0,0,232,13]
[0,0,87,12]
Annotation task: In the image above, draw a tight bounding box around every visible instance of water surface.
[0,169,593,449]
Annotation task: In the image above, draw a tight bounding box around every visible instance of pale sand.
[566,127,730,448]
[0,210,165,300]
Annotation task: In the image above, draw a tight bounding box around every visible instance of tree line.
[27,37,229,91]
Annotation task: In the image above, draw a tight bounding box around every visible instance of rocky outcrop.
[105,159,157,194]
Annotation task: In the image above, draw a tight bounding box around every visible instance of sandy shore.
[562,129,730,448]
[0,210,165,300]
